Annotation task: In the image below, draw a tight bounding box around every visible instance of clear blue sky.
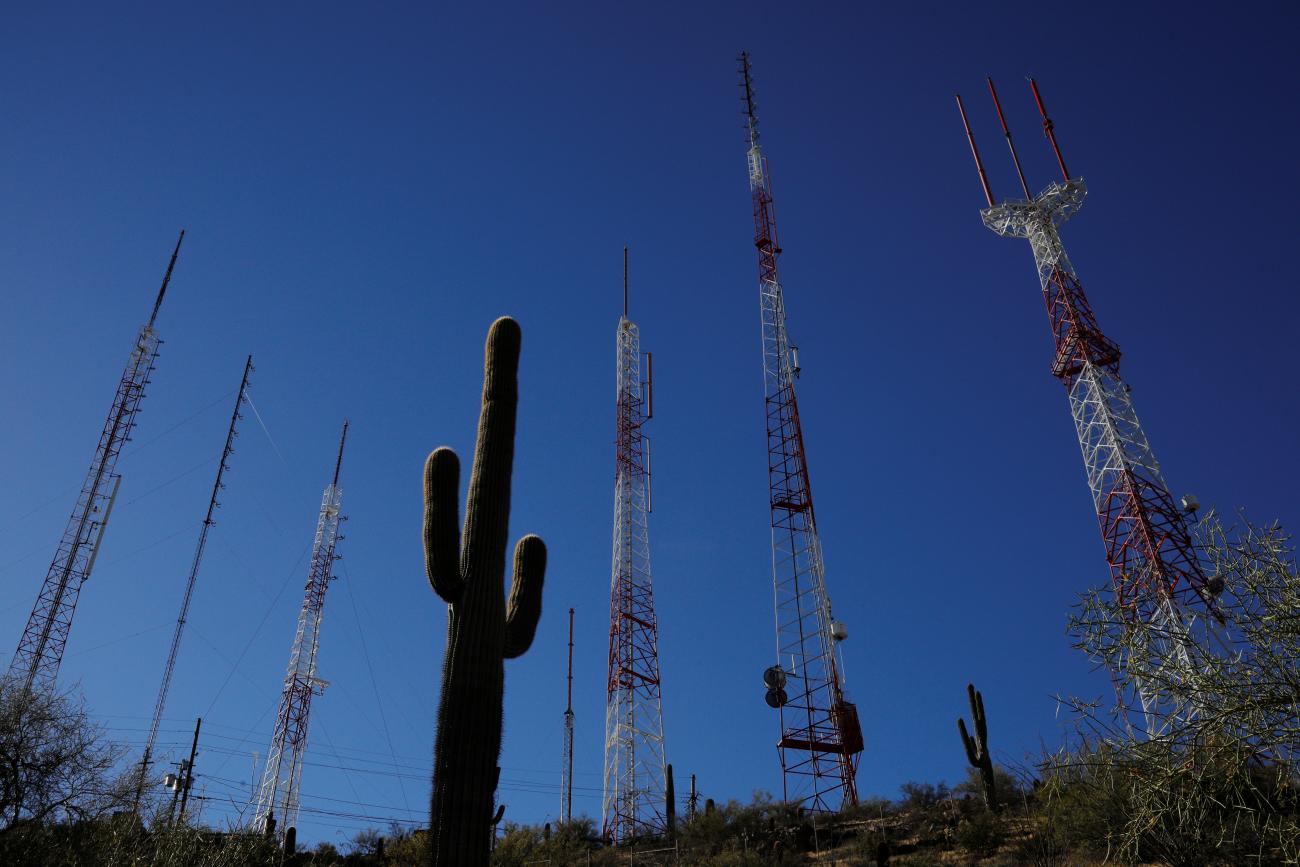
[2,0,1297,848]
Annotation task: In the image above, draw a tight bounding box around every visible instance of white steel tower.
[603,249,668,843]
[253,422,349,836]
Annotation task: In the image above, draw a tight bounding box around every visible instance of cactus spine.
[425,317,547,865]
[957,682,997,811]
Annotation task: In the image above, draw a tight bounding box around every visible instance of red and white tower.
[956,80,1219,725]
[8,232,184,693]
[253,421,349,836]
[739,53,862,812]
[603,248,668,843]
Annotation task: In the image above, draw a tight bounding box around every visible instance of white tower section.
[602,310,668,843]
[253,423,348,835]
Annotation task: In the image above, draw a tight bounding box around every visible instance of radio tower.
[135,355,252,810]
[603,247,668,843]
[738,53,862,813]
[955,79,1219,725]
[8,232,185,693]
[561,606,574,825]
[253,421,349,837]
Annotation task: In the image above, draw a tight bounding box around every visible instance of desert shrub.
[954,810,1004,857]
[897,781,949,812]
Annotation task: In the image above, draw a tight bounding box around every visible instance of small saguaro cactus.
[425,317,547,866]
[957,682,997,811]
[665,763,676,840]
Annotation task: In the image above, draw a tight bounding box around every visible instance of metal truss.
[253,423,347,835]
[8,233,184,693]
[603,313,667,843]
[740,52,860,812]
[983,178,1215,727]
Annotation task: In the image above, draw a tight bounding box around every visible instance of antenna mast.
[253,421,350,836]
[135,355,252,810]
[561,607,575,824]
[738,52,862,812]
[8,231,186,692]
[957,79,1217,729]
[603,247,669,842]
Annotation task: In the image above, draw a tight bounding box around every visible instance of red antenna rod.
[1029,78,1070,181]
[956,94,996,208]
[987,77,1032,200]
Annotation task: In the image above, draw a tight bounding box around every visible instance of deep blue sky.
[2,1,1297,847]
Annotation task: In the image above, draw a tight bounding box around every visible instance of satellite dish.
[762,666,787,689]
[765,687,788,709]
[830,621,848,642]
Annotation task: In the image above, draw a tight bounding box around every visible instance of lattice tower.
[956,80,1219,729]
[561,606,575,824]
[738,52,862,813]
[8,232,185,693]
[253,421,349,835]
[603,249,667,842]
[135,355,252,809]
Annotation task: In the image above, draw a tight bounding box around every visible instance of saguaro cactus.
[425,317,547,865]
[665,763,676,840]
[957,682,997,811]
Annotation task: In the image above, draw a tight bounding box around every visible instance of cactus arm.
[958,718,980,765]
[424,448,464,603]
[503,535,546,659]
[461,317,521,576]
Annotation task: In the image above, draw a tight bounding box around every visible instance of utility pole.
[603,247,669,842]
[253,422,349,837]
[9,232,185,692]
[954,79,1221,730]
[562,607,575,824]
[738,51,862,813]
[135,356,252,812]
[166,717,202,824]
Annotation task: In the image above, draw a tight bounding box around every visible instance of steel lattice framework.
[136,355,252,809]
[739,53,861,812]
[957,80,1216,725]
[253,422,349,836]
[8,232,185,693]
[603,253,668,843]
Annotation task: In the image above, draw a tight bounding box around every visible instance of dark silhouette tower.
[8,232,185,692]
[135,356,252,810]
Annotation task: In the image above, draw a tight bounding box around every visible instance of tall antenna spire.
[135,355,253,811]
[738,51,862,814]
[254,419,350,836]
[603,247,669,843]
[8,236,182,691]
[739,50,759,145]
[561,607,575,824]
[149,229,186,329]
[623,246,629,318]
